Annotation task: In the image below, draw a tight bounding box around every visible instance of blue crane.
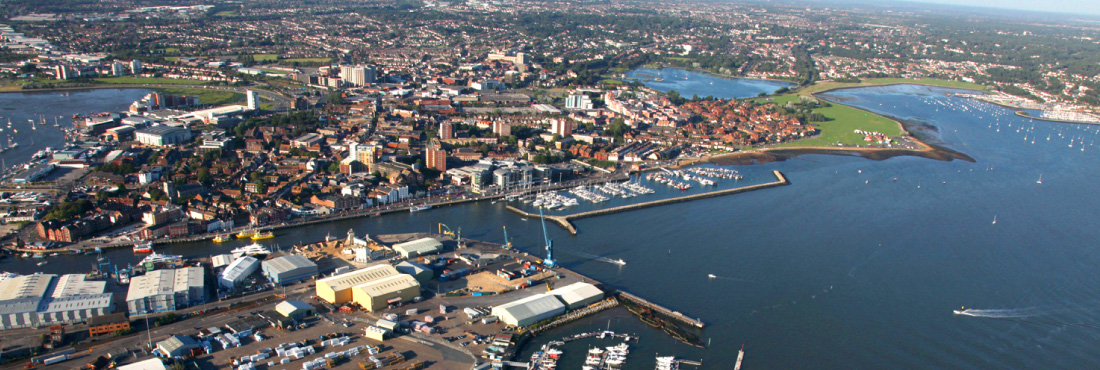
[538,206,556,267]
[502,226,513,250]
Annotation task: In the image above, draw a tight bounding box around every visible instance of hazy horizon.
[903,0,1100,16]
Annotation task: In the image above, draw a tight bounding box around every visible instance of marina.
[508,170,789,234]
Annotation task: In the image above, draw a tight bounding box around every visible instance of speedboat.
[953,307,969,315]
[708,273,716,278]
[612,259,626,266]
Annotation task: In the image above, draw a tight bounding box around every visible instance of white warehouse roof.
[547,282,604,310]
[219,256,259,289]
[392,238,443,258]
[491,294,565,327]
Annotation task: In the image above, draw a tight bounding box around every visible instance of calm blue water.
[6,83,1100,369]
[0,88,153,165]
[623,68,795,99]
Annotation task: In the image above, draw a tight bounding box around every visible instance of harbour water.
[5,81,1100,368]
[0,88,153,165]
[623,68,795,99]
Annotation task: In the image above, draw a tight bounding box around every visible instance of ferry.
[213,234,232,243]
[251,231,274,240]
[133,242,153,254]
[236,229,257,239]
[231,243,271,258]
[409,204,432,212]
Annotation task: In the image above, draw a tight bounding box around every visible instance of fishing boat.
[409,204,432,212]
[251,231,274,240]
[133,242,153,254]
[213,234,232,243]
[231,242,271,258]
[236,229,257,239]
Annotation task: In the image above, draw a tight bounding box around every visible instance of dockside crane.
[502,226,513,250]
[538,206,556,267]
[438,223,464,248]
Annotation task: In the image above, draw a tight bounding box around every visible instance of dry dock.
[508,170,790,234]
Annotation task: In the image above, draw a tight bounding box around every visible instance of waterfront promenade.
[507,170,790,234]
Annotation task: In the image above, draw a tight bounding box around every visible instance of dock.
[507,170,790,235]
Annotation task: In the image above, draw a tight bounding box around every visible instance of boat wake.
[562,250,626,266]
[707,274,756,283]
[954,307,1046,319]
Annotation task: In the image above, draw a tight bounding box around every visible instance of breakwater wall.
[507,170,789,235]
[617,291,705,328]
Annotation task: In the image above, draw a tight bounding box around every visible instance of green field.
[95,77,209,85]
[281,57,333,64]
[252,54,279,62]
[798,78,990,96]
[214,10,239,17]
[154,88,244,106]
[157,47,180,54]
[756,78,989,148]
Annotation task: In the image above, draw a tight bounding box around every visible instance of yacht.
[231,243,271,258]
[409,204,432,212]
[133,242,153,254]
[139,252,184,265]
[655,356,678,370]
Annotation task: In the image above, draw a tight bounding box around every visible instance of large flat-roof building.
[134,125,192,147]
[126,267,205,315]
[491,294,566,327]
[351,274,420,312]
[315,265,420,311]
[218,256,259,290]
[261,255,318,285]
[0,274,114,330]
[546,282,604,310]
[392,238,443,258]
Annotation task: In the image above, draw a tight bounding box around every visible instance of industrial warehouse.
[315,264,421,311]
[391,237,443,258]
[125,267,206,315]
[218,256,259,290]
[0,274,114,329]
[261,254,319,285]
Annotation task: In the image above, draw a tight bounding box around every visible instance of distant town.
[0,0,1098,369]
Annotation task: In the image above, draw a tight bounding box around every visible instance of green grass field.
[252,54,279,62]
[757,78,989,147]
[281,57,333,64]
[214,10,239,17]
[154,88,244,106]
[95,77,209,85]
[798,78,989,96]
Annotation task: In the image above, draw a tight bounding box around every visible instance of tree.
[196,168,213,186]
[19,63,36,74]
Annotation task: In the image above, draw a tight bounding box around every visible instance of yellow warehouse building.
[315,264,421,311]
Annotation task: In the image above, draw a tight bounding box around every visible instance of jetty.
[507,170,790,234]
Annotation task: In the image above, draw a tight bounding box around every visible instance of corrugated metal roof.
[317,264,397,292]
[491,294,565,325]
[263,255,317,274]
[219,256,259,285]
[392,238,442,256]
[353,274,420,298]
[0,274,56,300]
[547,282,603,306]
